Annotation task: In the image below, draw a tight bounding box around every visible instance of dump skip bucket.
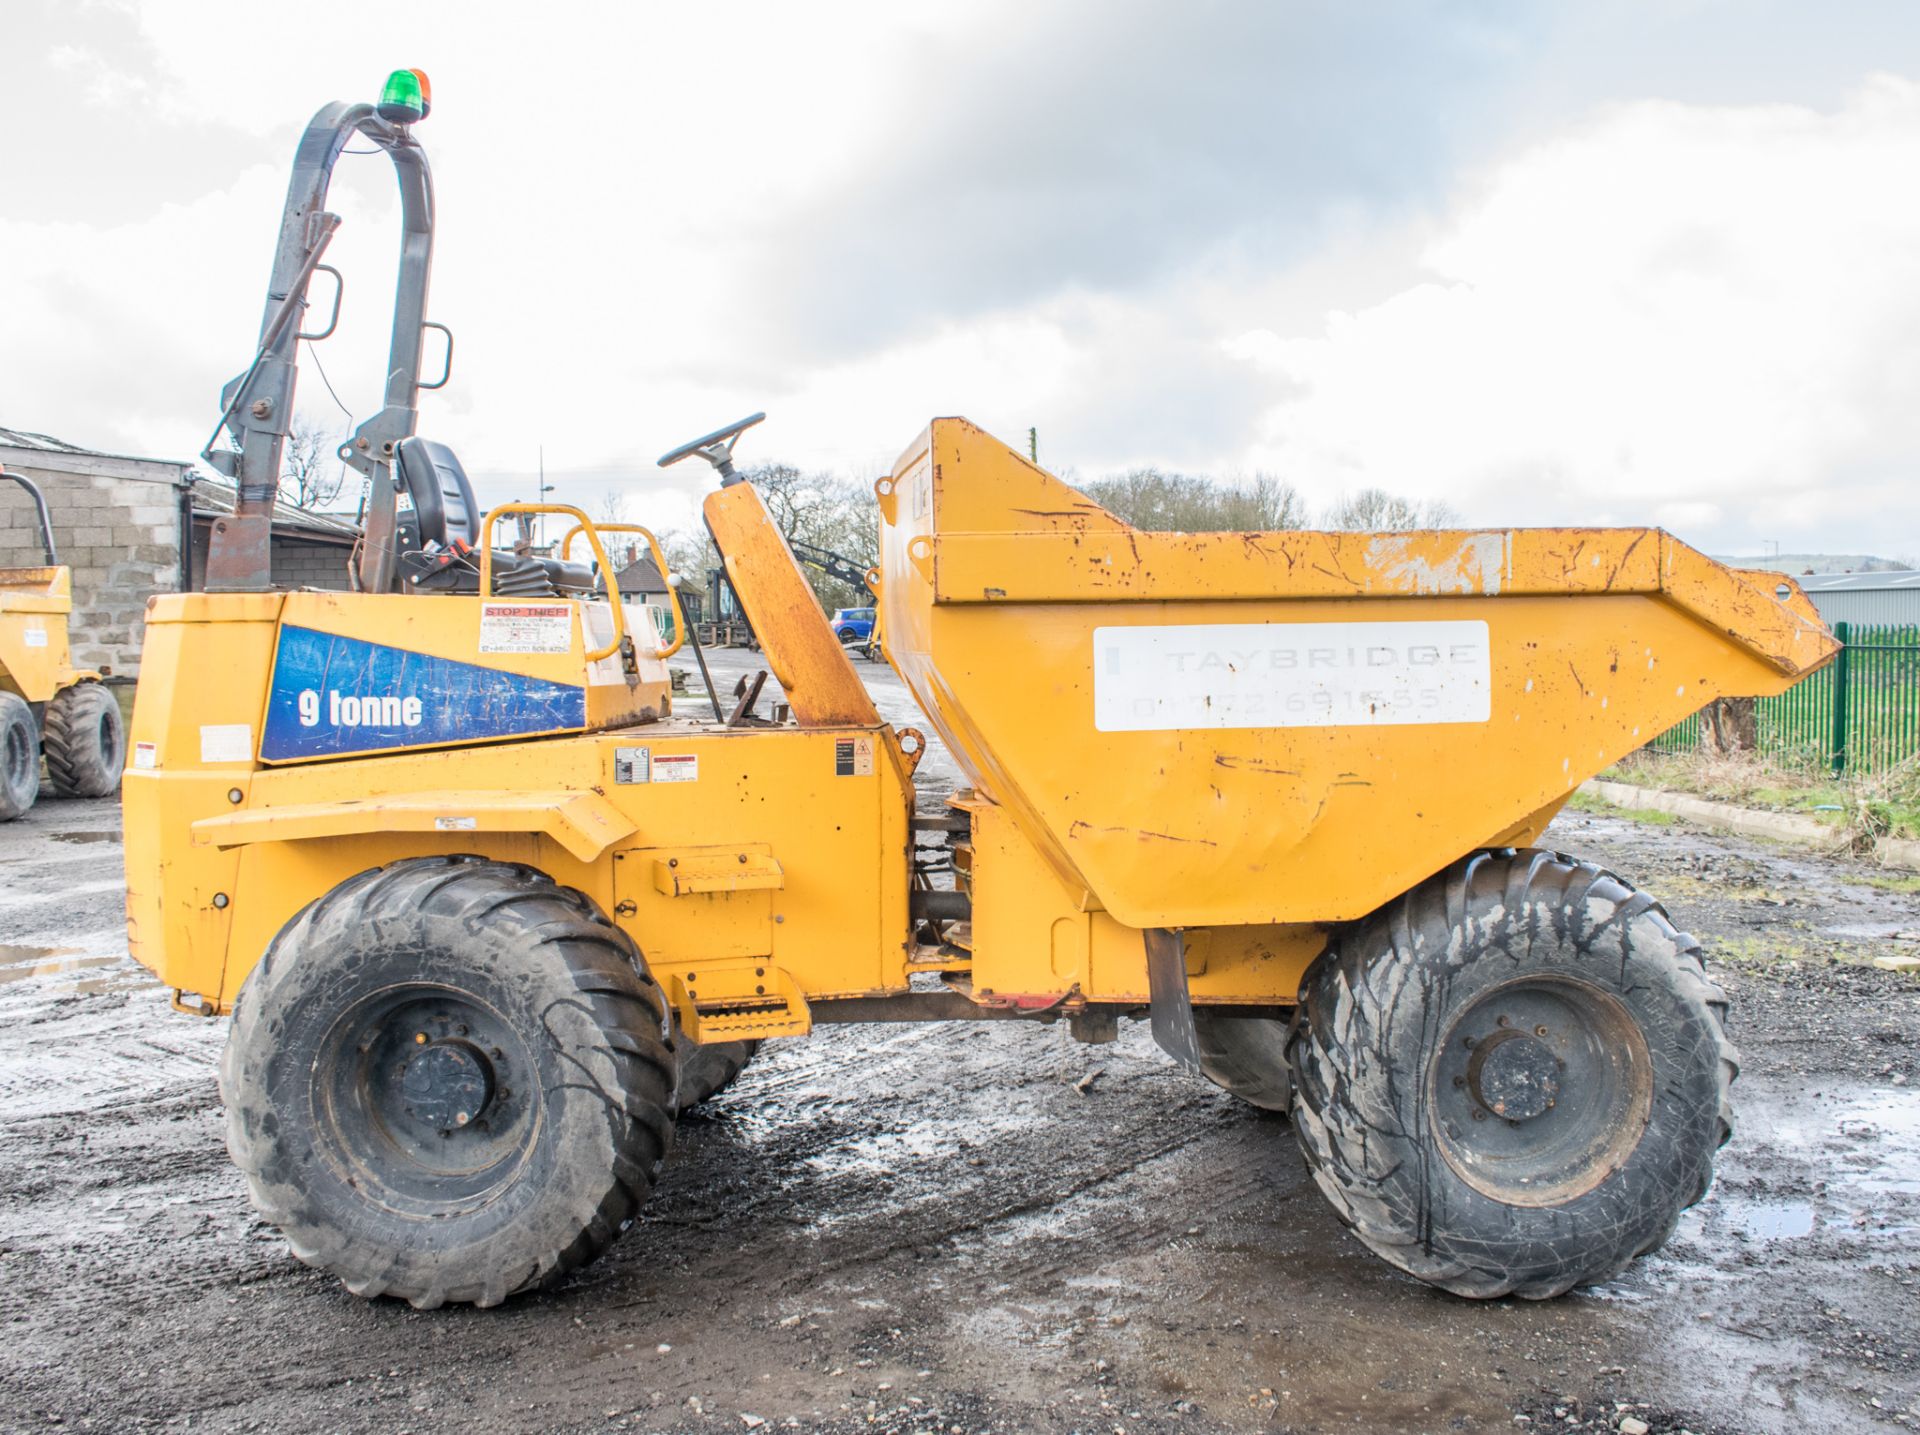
[876,419,1837,929]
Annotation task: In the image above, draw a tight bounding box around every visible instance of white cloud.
[8,4,1920,561]
[1227,76,1920,553]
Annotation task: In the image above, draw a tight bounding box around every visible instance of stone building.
[0,427,358,677]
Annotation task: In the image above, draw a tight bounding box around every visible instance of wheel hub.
[1467,1029,1560,1121]
[399,1038,494,1132]
[1429,975,1653,1207]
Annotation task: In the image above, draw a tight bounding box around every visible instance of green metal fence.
[1647,622,1920,775]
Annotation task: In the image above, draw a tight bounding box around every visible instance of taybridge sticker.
[260,626,587,760]
[1093,620,1491,732]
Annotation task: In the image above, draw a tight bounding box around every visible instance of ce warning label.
[1093,620,1491,732]
[834,736,874,777]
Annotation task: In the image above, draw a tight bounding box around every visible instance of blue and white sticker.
[261,625,587,760]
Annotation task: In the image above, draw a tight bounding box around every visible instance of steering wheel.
[657,412,766,484]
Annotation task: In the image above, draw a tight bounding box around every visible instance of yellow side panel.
[127,720,915,1013]
[0,567,76,703]
[123,594,284,1000]
[958,794,1324,1007]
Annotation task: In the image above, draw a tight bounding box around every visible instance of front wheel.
[1287,849,1735,1299]
[222,857,677,1308]
[43,681,123,797]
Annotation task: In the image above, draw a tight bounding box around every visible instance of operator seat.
[392,436,596,596]
[395,436,479,549]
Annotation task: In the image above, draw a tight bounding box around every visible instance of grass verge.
[1599,749,1920,844]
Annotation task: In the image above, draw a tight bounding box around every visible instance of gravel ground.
[0,648,1915,1435]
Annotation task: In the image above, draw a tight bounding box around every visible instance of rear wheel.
[222,857,676,1308]
[43,681,123,798]
[1287,848,1735,1299]
[1192,1011,1292,1112]
[0,692,39,820]
[674,1038,760,1109]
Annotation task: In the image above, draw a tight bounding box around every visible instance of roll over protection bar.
[202,98,442,592]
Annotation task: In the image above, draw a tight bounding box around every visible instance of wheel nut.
[1535,1025,1549,1037]
[415,1033,428,1045]
[455,1112,469,1126]
[1471,1109,1486,1121]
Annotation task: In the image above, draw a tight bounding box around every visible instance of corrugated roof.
[0,424,187,467]
[1796,571,1920,593]
[190,482,361,541]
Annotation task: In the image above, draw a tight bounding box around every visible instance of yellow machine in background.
[0,469,126,819]
[124,74,1837,1312]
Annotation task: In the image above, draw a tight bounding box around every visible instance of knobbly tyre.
[124,71,1837,1309]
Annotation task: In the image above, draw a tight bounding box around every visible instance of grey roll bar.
[0,470,58,567]
[201,99,441,592]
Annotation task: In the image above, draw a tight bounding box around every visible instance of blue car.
[830,607,876,648]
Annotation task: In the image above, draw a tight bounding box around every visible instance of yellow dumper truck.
[0,469,126,818]
[125,74,1838,1308]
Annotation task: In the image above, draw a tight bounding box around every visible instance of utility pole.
[1028,427,1038,464]
[537,444,554,550]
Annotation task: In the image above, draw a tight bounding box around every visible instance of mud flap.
[1145,928,1201,1073]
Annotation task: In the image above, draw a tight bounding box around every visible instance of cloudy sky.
[8,0,1920,557]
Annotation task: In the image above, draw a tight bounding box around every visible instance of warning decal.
[833,736,875,777]
[479,602,573,654]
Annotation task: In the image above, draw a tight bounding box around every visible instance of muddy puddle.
[0,940,153,996]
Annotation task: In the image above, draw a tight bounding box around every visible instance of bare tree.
[737,462,878,610]
[279,416,346,511]
[1081,468,1311,532]
[1322,487,1458,531]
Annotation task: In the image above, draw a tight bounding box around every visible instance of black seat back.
[394,437,480,549]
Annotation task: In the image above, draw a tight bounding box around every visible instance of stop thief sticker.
[478,602,573,654]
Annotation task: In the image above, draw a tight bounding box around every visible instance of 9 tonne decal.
[261,626,587,760]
